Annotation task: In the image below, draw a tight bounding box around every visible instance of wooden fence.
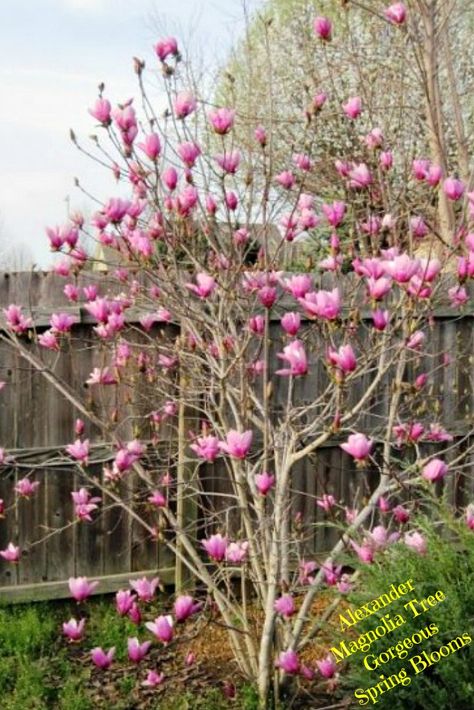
[0,270,473,602]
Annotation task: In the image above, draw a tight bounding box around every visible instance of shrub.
[340,509,474,709]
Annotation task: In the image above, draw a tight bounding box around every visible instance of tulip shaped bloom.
[298,288,341,320]
[138,133,161,160]
[174,595,201,622]
[219,430,253,459]
[116,589,136,616]
[15,478,40,498]
[340,433,373,462]
[215,150,241,174]
[343,96,362,119]
[177,141,201,167]
[322,201,346,227]
[0,543,21,562]
[276,649,300,674]
[404,531,427,555]
[393,505,410,524]
[274,594,296,618]
[276,340,308,377]
[465,505,474,531]
[62,617,85,642]
[128,637,151,663]
[421,458,447,482]
[173,91,197,119]
[89,97,112,124]
[316,494,336,512]
[313,16,332,40]
[350,540,375,564]
[255,471,275,495]
[91,646,115,669]
[443,177,464,201]
[190,435,220,462]
[142,670,164,687]
[317,654,337,678]
[202,533,228,562]
[385,2,407,24]
[146,615,174,644]
[129,576,159,602]
[208,108,235,135]
[155,36,178,61]
[185,273,216,299]
[225,541,249,564]
[327,344,357,375]
[281,312,301,336]
[68,576,98,602]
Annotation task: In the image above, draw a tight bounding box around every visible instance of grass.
[0,598,260,709]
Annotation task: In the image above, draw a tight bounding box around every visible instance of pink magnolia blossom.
[155,36,178,61]
[299,288,341,320]
[364,127,384,149]
[380,151,393,170]
[116,589,136,616]
[421,458,447,482]
[89,98,112,124]
[276,340,308,376]
[142,670,164,687]
[254,125,267,146]
[202,533,228,562]
[216,150,241,174]
[3,305,33,334]
[385,2,407,24]
[190,435,220,462]
[91,646,115,669]
[71,488,101,521]
[426,423,453,442]
[219,430,253,459]
[317,654,337,679]
[316,494,336,512]
[208,108,235,134]
[372,309,390,330]
[177,141,201,167]
[465,504,474,531]
[393,505,410,524]
[348,163,372,188]
[146,615,174,644]
[62,617,85,641]
[404,531,427,555]
[284,274,313,298]
[173,91,197,119]
[66,439,90,464]
[130,576,159,602]
[443,177,464,201]
[128,603,141,625]
[255,472,275,495]
[281,312,301,336]
[68,576,98,602]
[366,277,392,300]
[0,543,21,562]
[185,651,196,666]
[406,330,425,351]
[276,649,300,674]
[162,166,178,191]
[343,96,362,119]
[350,540,375,564]
[148,490,167,508]
[313,16,332,41]
[340,433,373,461]
[298,560,318,585]
[186,273,217,299]
[448,286,469,307]
[293,153,312,171]
[384,254,420,283]
[225,541,249,564]
[249,315,265,335]
[128,637,151,663]
[327,344,356,375]
[0,499,4,517]
[410,216,429,239]
[174,595,202,622]
[274,594,296,618]
[138,133,161,160]
[15,478,40,498]
[322,201,346,228]
[86,367,117,385]
[426,163,442,186]
[276,171,296,189]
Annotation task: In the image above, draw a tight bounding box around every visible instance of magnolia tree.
[1,2,474,708]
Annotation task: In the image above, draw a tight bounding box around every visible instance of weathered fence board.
[0,271,473,601]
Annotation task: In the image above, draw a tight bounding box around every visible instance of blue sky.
[0,0,262,267]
